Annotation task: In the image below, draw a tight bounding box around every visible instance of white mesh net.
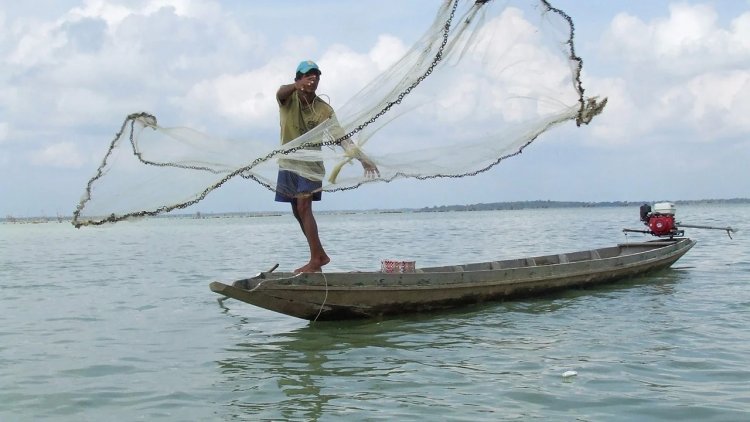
[73,0,606,227]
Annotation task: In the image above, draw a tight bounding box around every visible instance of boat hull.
[209,238,695,321]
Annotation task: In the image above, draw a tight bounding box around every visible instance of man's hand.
[360,158,380,179]
[338,137,379,179]
[296,74,317,92]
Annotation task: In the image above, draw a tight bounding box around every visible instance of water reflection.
[220,332,328,420]
[216,314,408,420]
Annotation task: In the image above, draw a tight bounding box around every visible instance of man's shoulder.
[278,90,297,108]
[314,97,334,115]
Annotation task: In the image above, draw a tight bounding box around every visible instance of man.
[276,60,378,273]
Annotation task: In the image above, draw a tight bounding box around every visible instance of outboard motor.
[625,203,734,239]
[640,202,682,237]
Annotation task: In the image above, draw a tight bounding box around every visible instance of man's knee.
[295,197,313,215]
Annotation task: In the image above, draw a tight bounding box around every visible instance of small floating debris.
[562,370,578,378]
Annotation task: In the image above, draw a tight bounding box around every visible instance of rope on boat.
[313,272,329,323]
[216,263,280,307]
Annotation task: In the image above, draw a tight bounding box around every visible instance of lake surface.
[1,204,749,421]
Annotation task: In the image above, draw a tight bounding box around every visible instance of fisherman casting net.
[73,0,606,227]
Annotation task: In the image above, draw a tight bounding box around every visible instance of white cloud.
[606,4,715,63]
[65,0,133,28]
[592,3,750,146]
[63,0,221,28]
[0,122,9,143]
[8,20,68,67]
[731,11,750,49]
[0,10,6,44]
[144,0,222,19]
[2,0,267,132]
[30,142,86,168]
[368,35,408,71]
[660,70,750,138]
[586,77,643,146]
[178,34,409,127]
[602,4,750,85]
[54,88,116,126]
[179,60,288,128]
[652,3,718,57]
[319,36,408,108]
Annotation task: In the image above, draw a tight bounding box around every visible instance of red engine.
[648,214,675,236]
[639,203,683,238]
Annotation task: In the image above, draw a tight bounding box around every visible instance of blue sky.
[1,0,749,217]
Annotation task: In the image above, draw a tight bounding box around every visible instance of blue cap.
[296,60,320,74]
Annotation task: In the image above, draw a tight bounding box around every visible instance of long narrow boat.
[209,238,695,321]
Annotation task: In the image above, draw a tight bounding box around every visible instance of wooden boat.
[209,238,695,321]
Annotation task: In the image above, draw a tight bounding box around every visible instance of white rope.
[313,271,329,322]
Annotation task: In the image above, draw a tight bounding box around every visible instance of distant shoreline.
[413,198,750,213]
[3,198,748,224]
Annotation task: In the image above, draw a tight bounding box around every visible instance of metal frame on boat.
[209,238,695,321]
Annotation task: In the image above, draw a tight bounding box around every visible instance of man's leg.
[290,198,304,232]
[293,196,330,273]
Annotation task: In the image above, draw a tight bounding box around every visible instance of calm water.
[1,205,749,421]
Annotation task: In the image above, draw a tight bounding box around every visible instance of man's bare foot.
[294,255,330,274]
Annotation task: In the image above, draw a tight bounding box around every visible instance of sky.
[1,0,749,217]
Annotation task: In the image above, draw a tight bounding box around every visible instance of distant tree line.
[417,198,750,213]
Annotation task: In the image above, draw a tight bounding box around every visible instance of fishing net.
[73,0,606,228]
